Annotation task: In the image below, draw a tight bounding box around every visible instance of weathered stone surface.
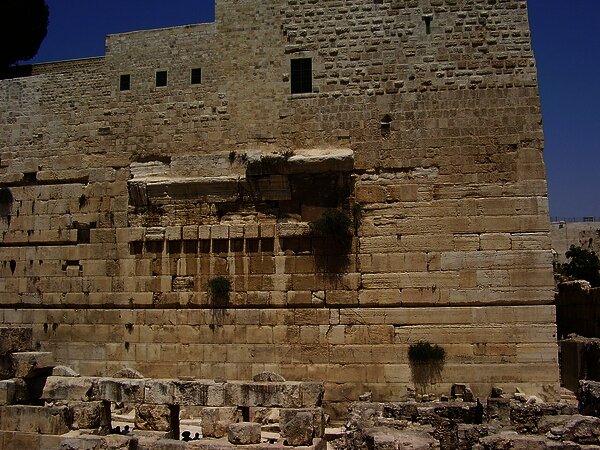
[113,367,145,379]
[70,401,110,430]
[52,365,80,377]
[145,379,175,404]
[227,422,261,445]
[451,384,475,402]
[547,414,600,445]
[0,0,559,418]
[91,378,145,403]
[200,407,240,438]
[225,381,302,408]
[364,427,436,450]
[42,376,95,402]
[135,404,174,431]
[578,380,600,417]
[280,408,325,446]
[0,405,71,434]
[10,352,54,378]
[0,327,33,355]
[252,371,285,382]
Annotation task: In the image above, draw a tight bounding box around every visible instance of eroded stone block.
[42,376,95,402]
[0,327,33,355]
[227,422,261,445]
[200,406,240,438]
[91,378,145,403]
[135,404,174,432]
[70,401,110,430]
[0,405,71,434]
[10,352,54,378]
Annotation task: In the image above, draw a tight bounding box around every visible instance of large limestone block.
[227,422,261,445]
[0,327,33,355]
[10,351,54,378]
[0,405,71,434]
[200,407,240,438]
[280,408,324,446]
[0,379,27,406]
[225,381,302,408]
[91,378,145,403]
[135,404,174,432]
[70,401,110,430]
[42,376,96,402]
[144,379,175,404]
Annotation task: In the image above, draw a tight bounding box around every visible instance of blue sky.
[29,1,599,219]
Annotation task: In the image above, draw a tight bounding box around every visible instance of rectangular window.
[191,68,202,84]
[155,70,168,87]
[119,74,130,91]
[291,58,312,94]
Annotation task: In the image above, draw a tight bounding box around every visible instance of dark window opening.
[191,68,202,84]
[260,238,275,253]
[146,241,164,254]
[291,58,312,94]
[0,188,13,223]
[129,242,143,255]
[120,74,131,91]
[199,239,211,254]
[231,239,244,253]
[184,240,198,254]
[168,241,182,254]
[156,70,168,87]
[423,15,433,34]
[213,239,229,254]
[381,114,392,137]
[246,239,260,254]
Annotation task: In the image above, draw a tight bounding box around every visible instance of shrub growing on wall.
[207,276,231,308]
[408,341,446,394]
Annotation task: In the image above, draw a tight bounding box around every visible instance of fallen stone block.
[253,371,286,382]
[42,376,96,401]
[0,405,71,434]
[52,365,80,377]
[173,380,209,406]
[91,378,145,403]
[112,367,145,379]
[225,381,302,408]
[0,378,28,405]
[200,406,241,438]
[364,427,436,450]
[10,351,54,378]
[0,327,33,355]
[280,408,325,446]
[56,431,136,450]
[227,422,261,445]
[136,404,176,432]
[578,380,600,417]
[70,401,110,431]
[145,379,176,404]
[301,382,324,407]
[0,379,16,406]
[547,414,600,445]
[451,383,474,402]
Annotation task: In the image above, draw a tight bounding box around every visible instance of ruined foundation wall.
[0,0,558,416]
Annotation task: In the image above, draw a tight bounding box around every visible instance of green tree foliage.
[562,245,600,287]
[0,0,49,68]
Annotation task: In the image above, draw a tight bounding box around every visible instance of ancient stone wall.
[552,221,600,264]
[0,0,558,416]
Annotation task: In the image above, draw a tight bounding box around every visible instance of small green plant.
[561,245,600,287]
[309,209,352,248]
[208,276,231,307]
[408,341,446,394]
